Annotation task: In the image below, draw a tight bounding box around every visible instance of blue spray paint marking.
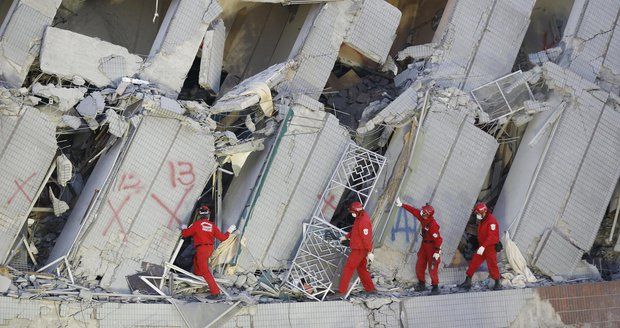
[391,197,418,242]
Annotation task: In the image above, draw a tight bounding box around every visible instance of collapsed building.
[0,0,619,326]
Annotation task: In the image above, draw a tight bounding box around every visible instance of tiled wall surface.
[538,280,620,327]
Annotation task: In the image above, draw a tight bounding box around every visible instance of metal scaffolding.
[284,142,386,301]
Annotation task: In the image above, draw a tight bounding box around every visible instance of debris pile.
[0,0,618,326]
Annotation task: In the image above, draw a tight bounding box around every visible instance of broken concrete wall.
[53,0,173,56]
[278,2,356,100]
[373,96,498,283]
[0,103,57,263]
[228,99,350,272]
[342,0,401,64]
[496,63,620,277]
[199,19,226,94]
[431,0,537,90]
[50,111,217,292]
[278,0,400,100]
[220,4,311,93]
[40,27,143,88]
[140,0,222,98]
[0,0,61,88]
[559,0,620,93]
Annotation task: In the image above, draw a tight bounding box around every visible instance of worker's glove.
[476,246,485,255]
[227,225,236,233]
[339,236,347,242]
[181,224,187,230]
[366,252,375,263]
[395,197,402,207]
[432,252,440,261]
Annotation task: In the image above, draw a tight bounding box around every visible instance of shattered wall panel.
[40,27,143,87]
[343,0,400,64]
[430,122,498,264]
[65,116,216,291]
[264,114,349,268]
[494,109,557,232]
[380,107,467,254]
[235,108,349,271]
[140,0,222,97]
[47,139,125,266]
[533,229,583,277]
[278,1,355,99]
[462,1,535,90]
[199,19,225,94]
[560,103,620,249]
[511,92,605,258]
[375,103,497,280]
[0,0,61,87]
[561,0,620,84]
[0,107,56,262]
[433,0,535,91]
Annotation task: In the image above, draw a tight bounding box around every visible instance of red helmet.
[198,205,211,217]
[474,202,488,215]
[421,204,434,217]
[348,201,364,213]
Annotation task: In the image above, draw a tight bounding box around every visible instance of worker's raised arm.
[402,204,423,222]
[212,225,230,242]
[181,223,194,238]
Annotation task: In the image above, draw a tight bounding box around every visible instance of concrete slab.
[140,0,222,98]
[0,105,56,263]
[40,27,143,87]
[0,0,62,87]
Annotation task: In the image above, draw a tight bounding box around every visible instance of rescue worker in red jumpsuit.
[459,202,502,291]
[337,201,376,295]
[181,205,236,298]
[395,197,443,295]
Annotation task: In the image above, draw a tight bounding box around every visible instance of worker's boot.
[430,285,440,295]
[459,276,472,291]
[205,294,222,301]
[492,279,502,290]
[414,281,427,292]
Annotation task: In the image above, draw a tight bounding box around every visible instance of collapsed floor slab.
[559,0,620,92]
[278,0,400,100]
[372,92,498,283]
[0,100,57,263]
[48,103,217,292]
[140,0,223,98]
[495,63,620,277]
[431,0,537,90]
[39,27,143,88]
[0,0,61,88]
[199,19,226,94]
[222,98,350,272]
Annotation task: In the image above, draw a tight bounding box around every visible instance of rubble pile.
[0,0,619,326]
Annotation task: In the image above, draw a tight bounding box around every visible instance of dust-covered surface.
[0,0,619,326]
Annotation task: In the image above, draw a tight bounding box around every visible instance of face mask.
[476,214,483,220]
[352,213,357,218]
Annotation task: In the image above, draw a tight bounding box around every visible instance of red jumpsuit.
[181,219,230,295]
[402,204,443,285]
[466,212,500,280]
[338,211,376,294]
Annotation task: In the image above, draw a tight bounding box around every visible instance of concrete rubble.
[0,0,619,326]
